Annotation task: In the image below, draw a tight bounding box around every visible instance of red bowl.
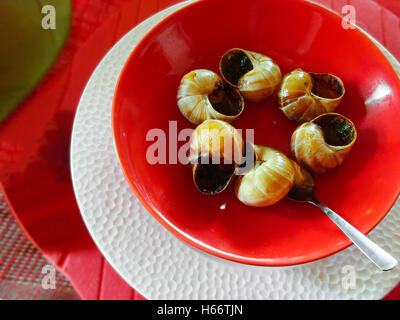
[112,0,400,266]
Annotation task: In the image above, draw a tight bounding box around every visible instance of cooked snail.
[234,145,294,207]
[220,48,282,102]
[177,69,244,125]
[291,113,357,173]
[189,119,244,194]
[278,69,345,123]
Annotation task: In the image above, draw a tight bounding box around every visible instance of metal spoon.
[287,166,398,271]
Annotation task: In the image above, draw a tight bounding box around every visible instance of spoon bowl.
[288,165,398,271]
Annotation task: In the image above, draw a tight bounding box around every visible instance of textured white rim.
[71,0,400,300]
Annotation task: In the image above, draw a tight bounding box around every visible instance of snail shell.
[189,119,244,194]
[220,48,282,102]
[278,69,345,123]
[235,145,294,207]
[291,113,357,173]
[177,69,244,125]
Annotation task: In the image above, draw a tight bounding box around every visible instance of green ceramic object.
[0,0,71,122]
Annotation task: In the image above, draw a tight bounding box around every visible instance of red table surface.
[0,0,399,300]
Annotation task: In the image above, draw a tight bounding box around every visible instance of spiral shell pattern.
[220,48,282,102]
[235,145,294,207]
[177,69,244,125]
[278,69,345,123]
[291,113,356,173]
[189,119,243,165]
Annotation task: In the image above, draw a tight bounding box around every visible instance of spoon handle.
[310,199,398,271]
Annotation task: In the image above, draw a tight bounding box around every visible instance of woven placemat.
[0,192,80,299]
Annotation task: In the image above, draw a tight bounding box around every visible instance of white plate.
[71,0,400,299]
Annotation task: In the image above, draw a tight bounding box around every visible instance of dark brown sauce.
[220,50,253,85]
[311,74,343,99]
[208,82,243,116]
[314,115,355,146]
[194,157,236,194]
